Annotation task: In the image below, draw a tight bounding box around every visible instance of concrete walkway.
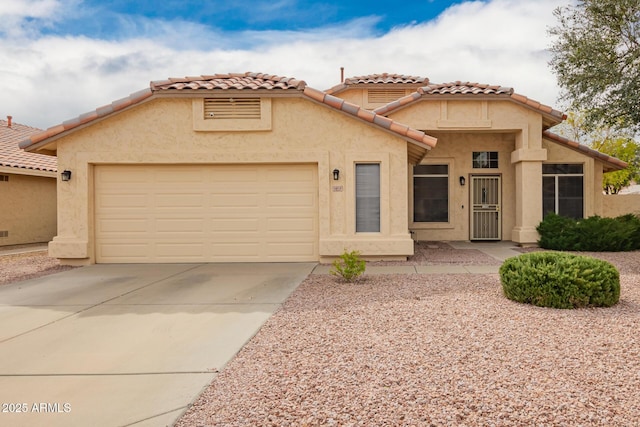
[0,262,314,427]
[311,241,522,275]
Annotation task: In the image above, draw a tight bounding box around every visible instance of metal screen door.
[471,175,501,240]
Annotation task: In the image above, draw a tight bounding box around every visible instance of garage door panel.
[155,193,204,208]
[211,218,260,232]
[210,193,261,207]
[97,218,149,234]
[95,164,318,263]
[98,194,150,209]
[155,218,204,233]
[99,243,151,259]
[267,218,314,232]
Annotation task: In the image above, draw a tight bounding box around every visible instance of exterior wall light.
[61,170,72,181]
[459,176,466,186]
[333,169,340,180]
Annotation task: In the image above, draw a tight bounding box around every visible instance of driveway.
[0,262,315,427]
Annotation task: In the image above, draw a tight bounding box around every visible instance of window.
[473,152,498,169]
[413,164,448,222]
[355,164,380,232]
[543,164,584,219]
[0,175,8,182]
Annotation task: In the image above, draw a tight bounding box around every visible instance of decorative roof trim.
[542,131,628,172]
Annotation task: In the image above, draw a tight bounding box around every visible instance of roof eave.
[302,86,436,163]
[542,131,628,172]
[20,88,154,154]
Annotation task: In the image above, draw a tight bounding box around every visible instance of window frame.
[412,164,450,224]
[472,151,499,169]
[355,163,381,233]
[542,163,584,219]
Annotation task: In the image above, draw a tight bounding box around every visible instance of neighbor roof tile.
[0,119,56,172]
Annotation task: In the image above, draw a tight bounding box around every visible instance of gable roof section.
[542,131,628,173]
[0,119,56,174]
[326,73,428,95]
[20,72,436,164]
[373,81,566,127]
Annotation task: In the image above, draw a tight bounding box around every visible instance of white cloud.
[0,0,567,129]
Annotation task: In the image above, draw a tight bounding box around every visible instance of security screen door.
[471,175,501,240]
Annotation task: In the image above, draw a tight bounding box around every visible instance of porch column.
[511,148,547,245]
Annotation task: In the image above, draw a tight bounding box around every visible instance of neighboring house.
[20,72,627,265]
[0,117,57,246]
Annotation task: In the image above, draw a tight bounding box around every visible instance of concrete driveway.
[0,262,314,427]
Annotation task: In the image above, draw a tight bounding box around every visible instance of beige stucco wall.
[602,195,640,217]
[410,133,516,241]
[387,98,548,244]
[0,172,56,246]
[542,139,599,217]
[50,96,415,264]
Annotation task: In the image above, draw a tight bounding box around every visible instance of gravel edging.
[177,252,640,427]
[0,251,77,286]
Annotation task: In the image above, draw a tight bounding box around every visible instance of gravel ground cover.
[177,248,640,427]
[0,250,76,286]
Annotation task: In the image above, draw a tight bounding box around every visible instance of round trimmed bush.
[499,252,620,309]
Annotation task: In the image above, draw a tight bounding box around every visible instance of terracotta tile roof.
[374,81,566,123]
[0,119,56,173]
[542,131,628,172]
[20,72,436,164]
[326,73,428,95]
[303,87,436,163]
[151,72,307,91]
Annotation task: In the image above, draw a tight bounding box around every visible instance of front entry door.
[471,175,501,240]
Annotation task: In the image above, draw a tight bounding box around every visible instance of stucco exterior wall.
[51,96,414,264]
[410,133,516,241]
[0,173,56,246]
[542,139,599,217]
[387,98,547,244]
[601,194,640,217]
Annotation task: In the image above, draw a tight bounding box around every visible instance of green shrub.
[537,213,579,250]
[330,250,366,282]
[499,252,620,309]
[537,212,640,251]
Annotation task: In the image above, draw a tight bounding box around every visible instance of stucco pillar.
[511,148,547,245]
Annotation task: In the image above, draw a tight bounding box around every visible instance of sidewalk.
[311,241,523,275]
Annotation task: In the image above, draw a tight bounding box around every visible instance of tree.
[549,0,640,132]
[596,136,640,193]
[556,111,640,193]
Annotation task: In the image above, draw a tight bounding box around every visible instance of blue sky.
[43,1,467,38]
[0,0,567,128]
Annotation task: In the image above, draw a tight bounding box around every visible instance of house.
[19,72,627,265]
[0,116,57,246]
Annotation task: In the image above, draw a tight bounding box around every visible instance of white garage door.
[94,164,318,263]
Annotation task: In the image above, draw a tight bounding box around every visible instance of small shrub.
[500,252,620,309]
[537,212,640,251]
[331,250,366,282]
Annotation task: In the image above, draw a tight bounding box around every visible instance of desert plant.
[330,250,366,282]
[500,252,620,309]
